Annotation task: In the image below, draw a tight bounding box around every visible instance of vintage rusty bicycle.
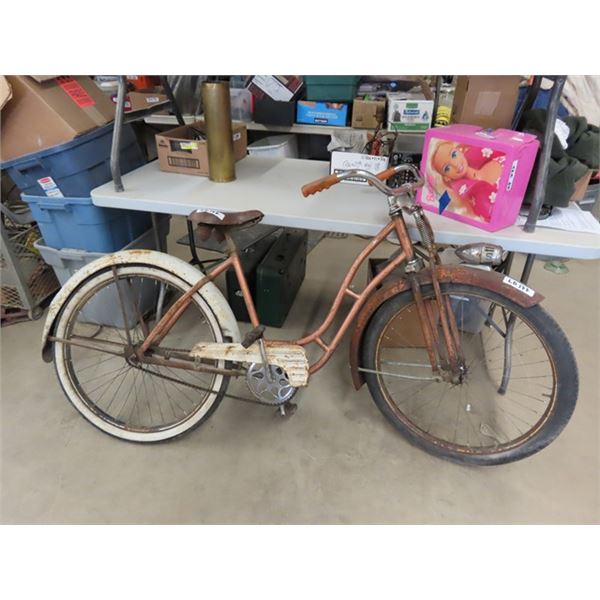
[41,164,578,465]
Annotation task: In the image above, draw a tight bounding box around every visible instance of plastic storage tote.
[0,123,146,198]
[21,194,151,252]
[304,76,361,102]
[247,135,299,158]
[34,216,170,328]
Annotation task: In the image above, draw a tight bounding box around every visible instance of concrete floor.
[1,218,599,524]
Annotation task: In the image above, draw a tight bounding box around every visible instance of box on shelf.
[416,124,540,232]
[155,120,247,176]
[111,89,169,113]
[329,151,389,185]
[304,76,361,102]
[351,98,386,129]
[0,76,115,163]
[296,101,348,127]
[247,76,303,102]
[451,76,521,130]
[253,96,296,126]
[387,93,434,132]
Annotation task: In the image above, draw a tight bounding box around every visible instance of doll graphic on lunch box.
[417,125,540,232]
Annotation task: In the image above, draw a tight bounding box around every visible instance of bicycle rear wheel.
[53,264,229,442]
[361,283,578,465]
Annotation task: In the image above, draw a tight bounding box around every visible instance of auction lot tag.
[503,276,535,297]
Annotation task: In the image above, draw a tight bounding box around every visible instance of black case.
[254,96,296,126]
[256,229,308,327]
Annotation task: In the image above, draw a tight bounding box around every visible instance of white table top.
[91,157,600,260]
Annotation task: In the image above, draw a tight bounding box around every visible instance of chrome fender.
[41,249,241,362]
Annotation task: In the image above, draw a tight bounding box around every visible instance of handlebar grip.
[301,174,340,197]
[374,166,400,182]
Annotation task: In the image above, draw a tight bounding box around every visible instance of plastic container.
[21,194,151,252]
[230,88,253,122]
[34,216,170,328]
[247,135,298,158]
[304,76,361,102]
[0,123,146,198]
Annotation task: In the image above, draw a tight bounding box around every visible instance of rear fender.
[41,249,241,362]
[349,265,544,390]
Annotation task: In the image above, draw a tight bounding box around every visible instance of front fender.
[349,265,544,390]
[41,249,241,362]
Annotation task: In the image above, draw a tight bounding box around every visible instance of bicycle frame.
[138,207,462,378]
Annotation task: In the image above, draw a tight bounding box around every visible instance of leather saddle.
[187,209,264,242]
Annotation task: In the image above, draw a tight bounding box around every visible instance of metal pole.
[110,76,127,192]
[160,76,185,126]
[519,253,537,284]
[524,75,567,233]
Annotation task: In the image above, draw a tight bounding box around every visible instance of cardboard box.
[247,76,303,102]
[110,89,169,113]
[296,101,348,127]
[351,98,386,129]
[155,120,247,176]
[451,76,521,129]
[387,93,433,132]
[0,76,115,163]
[329,151,389,185]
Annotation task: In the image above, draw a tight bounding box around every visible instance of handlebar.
[301,164,424,198]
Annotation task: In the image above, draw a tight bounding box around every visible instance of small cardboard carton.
[0,76,115,163]
[296,101,348,127]
[387,93,434,132]
[155,120,247,176]
[451,76,521,130]
[111,89,169,113]
[351,98,386,129]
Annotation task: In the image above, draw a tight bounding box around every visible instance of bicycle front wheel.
[53,264,229,442]
[361,283,578,465]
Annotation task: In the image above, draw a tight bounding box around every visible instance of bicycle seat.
[188,209,264,242]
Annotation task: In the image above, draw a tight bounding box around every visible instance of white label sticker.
[37,176,58,191]
[196,209,225,220]
[506,159,519,191]
[145,96,161,104]
[503,276,535,297]
[329,151,389,186]
[45,188,64,198]
[232,132,241,142]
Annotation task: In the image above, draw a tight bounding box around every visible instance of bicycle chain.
[129,357,291,407]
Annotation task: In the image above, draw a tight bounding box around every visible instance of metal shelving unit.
[109,74,571,287]
[0,195,59,319]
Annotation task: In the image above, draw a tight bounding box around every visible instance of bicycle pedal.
[276,402,297,418]
[241,325,266,348]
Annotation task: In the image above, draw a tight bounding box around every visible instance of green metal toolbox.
[256,229,308,327]
[226,227,281,322]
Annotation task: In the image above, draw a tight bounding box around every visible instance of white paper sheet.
[518,202,600,235]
